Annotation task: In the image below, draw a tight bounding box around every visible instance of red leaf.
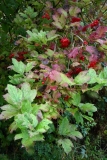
[50,86,57,91]
[96,26,107,38]
[68,47,79,58]
[89,54,98,62]
[89,32,99,41]
[86,46,99,55]
[89,26,107,41]
[51,64,61,71]
[82,25,90,32]
[49,70,62,82]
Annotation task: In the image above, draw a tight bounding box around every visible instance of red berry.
[9,53,14,59]
[66,71,73,77]
[60,38,70,48]
[93,20,99,25]
[90,20,99,28]
[18,51,28,56]
[88,60,97,68]
[83,41,88,45]
[42,81,45,84]
[16,55,24,61]
[73,67,83,74]
[64,95,70,101]
[71,17,81,23]
[42,13,50,20]
[37,96,42,99]
[79,55,85,61]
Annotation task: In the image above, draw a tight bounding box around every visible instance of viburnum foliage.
[0,0,107,154]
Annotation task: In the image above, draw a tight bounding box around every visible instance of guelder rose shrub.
[0,0,107,154]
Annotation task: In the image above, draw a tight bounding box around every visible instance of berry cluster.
[79,55,85,61]
[88,60,97,68]
[42,12,50,20]
[90,20,99,28]
[9,51,28,61]
[9,53,14,59]
[66,66,83,78]
[81,19,99,32]
[17,51,28,61]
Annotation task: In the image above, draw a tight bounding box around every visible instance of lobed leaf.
[71,92,81,106]
[58,138,73,154]
[12,58,26,74]
[7,84,22,104]
[79,103,97,113]
[21,83,37,102]
[74,71,90,84]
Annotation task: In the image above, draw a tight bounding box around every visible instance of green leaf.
[71,92,81,106]
[74,71,90,84]
[97,67,107,84]
[74,111,83,124]
[39,102,50,112]
[60,73,75,86]
[101,44,107,49]
[58,138,73,154]
[58,117,71,136]
[24,6,38,18]
[60,14,66,27]
[27,30,47,45]
[30,133,44,142]
[0,104,19,119]
[22,134,44,148]
[43,107,59,119]
[15,114,29,129]
[69,6,81,16]
[7,84,22,104]
[12,58,26,74]
[21,83,37,102]
[21,100,32,113]
[15,113,38,130]
[58,8,68,17]
[30,114,39,128]
[68,131,83,139]
[79,103,97,112]
[9,74,23,84]
[25,62,35,72]
[87,69,97,84]
[14,133,23,140]
[3,93,15,105]
[82,115,94,122]
[32,104,40,114]
[96,77,107,84]
[52,20,63,29]
[47,123,55,133]
[9,122,17,133]
[47,30,59,41]
[45,49,54,57]
[90,84,104,91]
[36,119,52,133]
[83,0,91,3]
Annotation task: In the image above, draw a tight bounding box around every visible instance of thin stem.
[74,34,83,42]
[54,0,62,8]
